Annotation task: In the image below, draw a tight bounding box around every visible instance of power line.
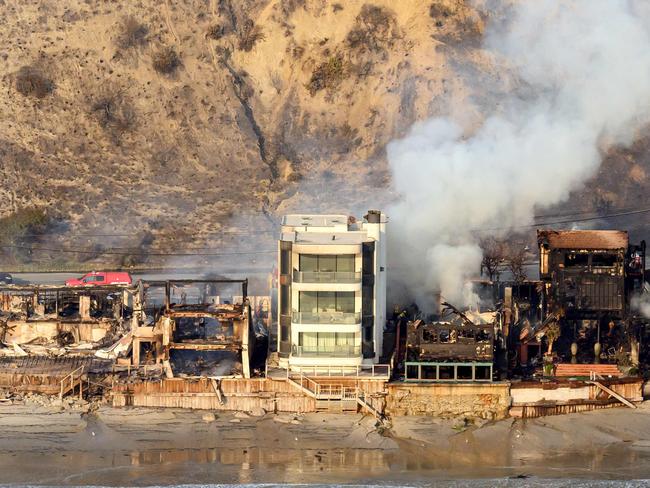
[474,207,650,233]
[531,202,650,220]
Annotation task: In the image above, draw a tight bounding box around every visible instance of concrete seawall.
[385,382,511,419]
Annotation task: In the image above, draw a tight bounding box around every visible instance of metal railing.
[293,344,361,357]
[293,270,361,284]
[292,311,361,324]
[288,370,371,399]
[291,363,391,378]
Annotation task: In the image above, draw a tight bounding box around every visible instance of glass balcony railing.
[292,345,361,357]
[292,311,361,324]
[293,270,361,284]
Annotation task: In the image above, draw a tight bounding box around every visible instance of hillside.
[0,0,648,270]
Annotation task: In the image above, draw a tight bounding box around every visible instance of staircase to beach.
[285,367,389,417]
[0,357,88,397]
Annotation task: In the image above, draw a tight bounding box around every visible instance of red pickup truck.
[65,271,132,287]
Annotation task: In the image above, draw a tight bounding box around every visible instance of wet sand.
[1,403,650,485]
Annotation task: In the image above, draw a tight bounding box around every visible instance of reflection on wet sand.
[38,443,650,485]
[1,442,650,485]
[130,447,391,483]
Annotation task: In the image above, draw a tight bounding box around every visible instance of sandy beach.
[0,400,650,485]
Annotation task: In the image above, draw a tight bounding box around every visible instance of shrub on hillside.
[429,3,457,19]
[15,66,54,98]
[206,24,226,40]
[0,208,49,244]
[307,55,345,95]
[152,47,180,74]
[238,20,264,52]
[346,4,396,52]
[115,16,148,50]
[0,208,50,263]
[90,85,136,134]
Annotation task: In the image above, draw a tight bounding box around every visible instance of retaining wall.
[385,382,511,420]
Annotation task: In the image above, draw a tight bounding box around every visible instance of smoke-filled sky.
[387,0,650,309]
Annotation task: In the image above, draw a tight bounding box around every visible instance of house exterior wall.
[277,211,387,371]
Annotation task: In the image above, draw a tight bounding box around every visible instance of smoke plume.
[632,294,650,319]
[387,0,650,308]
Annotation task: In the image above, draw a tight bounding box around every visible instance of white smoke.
[387,0,650,308]
[632,294,650,319]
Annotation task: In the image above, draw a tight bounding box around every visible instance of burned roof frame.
[143,279,249,313]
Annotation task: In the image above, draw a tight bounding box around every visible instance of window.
[299,254,318,272]
[337,255,354,272]
[299,254,355,272]
[336,292,354,313]
[298,332,356,353]
[95,275,105,282]
[299,291,355,313]
[319,255,336,272]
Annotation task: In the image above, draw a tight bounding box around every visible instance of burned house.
[131,279,259,378]
[0,283,137,396]
[0,284,135,356]
[404,304,497,382]
[533,230,646,368]
[539,230,633,318]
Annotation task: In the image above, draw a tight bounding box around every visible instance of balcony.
[292,344,361,357]
[293,270,361,284]
[292,311,361,324]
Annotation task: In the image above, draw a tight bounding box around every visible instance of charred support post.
[164,282,171,312]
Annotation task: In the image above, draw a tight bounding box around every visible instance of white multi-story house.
[277,210,387,371]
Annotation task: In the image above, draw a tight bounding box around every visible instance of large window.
[299,291,355,313]
[299,254,354,272]
[297,332,358,356]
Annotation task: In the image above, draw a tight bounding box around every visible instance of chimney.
[365,209,381,224]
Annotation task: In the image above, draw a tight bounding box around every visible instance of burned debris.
[0,284,136,357]
[134,279,258,378]
[533,230,646,372]
[395,229,650,385]
[0,278,267,404]
[538,230,632,318]
[404,303,496,381]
